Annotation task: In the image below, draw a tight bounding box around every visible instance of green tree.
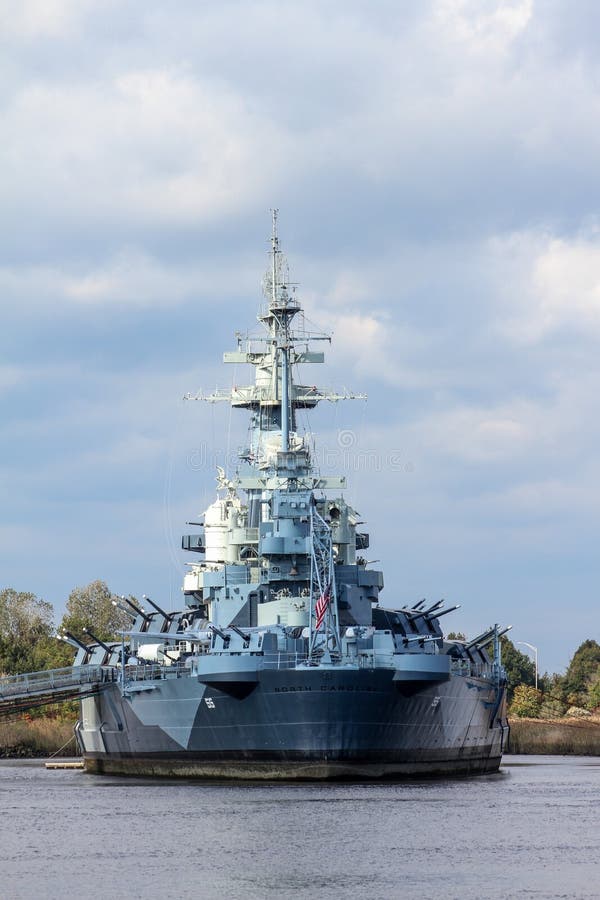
[496,636,536,700]
[537,672,567,718]
[562,640,600,706]
[0,588,70,674]
[587,672,600,712]
[509,684,542,718]
[60,580,132,642]
[29,634,73,671]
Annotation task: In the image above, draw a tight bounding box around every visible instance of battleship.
[64,213,509,778]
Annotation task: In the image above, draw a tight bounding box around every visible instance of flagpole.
[309,502,314,649]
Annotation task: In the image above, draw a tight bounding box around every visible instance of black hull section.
[79,668,506,780]
[84,754,502,780]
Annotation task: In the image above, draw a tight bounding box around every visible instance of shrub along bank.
[507,715,600,755]
[0,712,78,758]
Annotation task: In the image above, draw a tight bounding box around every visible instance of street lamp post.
[516,641,538,690]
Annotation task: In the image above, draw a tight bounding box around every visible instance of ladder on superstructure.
[308,505,342,660]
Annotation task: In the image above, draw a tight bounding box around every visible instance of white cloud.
[1,67,295,231]
[62,249,200,307]
[492,229,600,341]
[0,247,261,310]
[381,398,536,464]
[0,365,26,393]
[0,0,101,39]
[533,235,600,332]
[301,294,431,391]
[408,362,600,467]
[433,0,533,55]
[482,475,600,519]
[3,0,598,252]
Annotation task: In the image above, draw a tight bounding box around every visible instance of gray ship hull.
[78,667,506,779]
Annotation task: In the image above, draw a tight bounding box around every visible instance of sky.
[1,0,599,674]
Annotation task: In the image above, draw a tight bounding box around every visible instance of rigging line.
[349,394,368,513]
[298,307,331,340]
[210,398,216,470]
[224,363,237,479]
[293,357,319,476]
[47,731,76,759]
[163,395,188,583]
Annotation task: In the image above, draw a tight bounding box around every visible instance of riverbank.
[0,716,78,758]
[508,715,600,755]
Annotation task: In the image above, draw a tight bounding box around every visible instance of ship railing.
[357,652,397,669]
[260,652,401,670]
[261,652,411,670]
[0,664,114,699]
[449,658,497,679]
[260,653,309,670]
[122,662,190,682]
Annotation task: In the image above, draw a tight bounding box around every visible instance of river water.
[0,756,598,900]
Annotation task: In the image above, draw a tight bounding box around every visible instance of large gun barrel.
[208,624,230,643]
[431,604,460,619]
[111,599,136,621]
[60,630,91,654]
[142,594,171,620]
[119,595,150,620]
[465,627,496,650]
[407,600,445,620]
[82,628,113,655]
[466,624,512,651]
[229,624,251,643]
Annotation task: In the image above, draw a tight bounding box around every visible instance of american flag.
[314,586,331,631]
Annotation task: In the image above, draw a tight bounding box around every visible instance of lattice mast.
[309,504,342,659]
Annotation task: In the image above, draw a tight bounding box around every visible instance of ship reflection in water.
[1,757,598,899]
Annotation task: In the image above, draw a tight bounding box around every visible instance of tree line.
[447,631,600,718]
[504,637,600,719]
[0,582,132,676]
[1,584,599,720]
